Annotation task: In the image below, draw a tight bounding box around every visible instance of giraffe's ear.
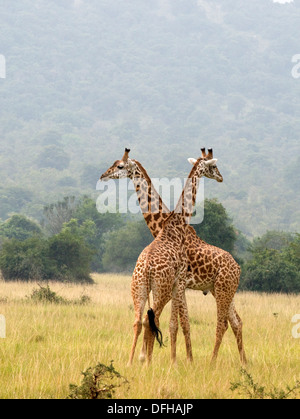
[127,158,136,168]
[204,158,218,166]
[188,158,197,165]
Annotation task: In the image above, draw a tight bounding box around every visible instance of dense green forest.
[0,1,299,291]
[0,0,299,237]
[0,196,299,292]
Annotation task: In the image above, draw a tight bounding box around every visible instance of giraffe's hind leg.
[211,273,246,364]
[128,284,148,366]
[170,283,193,363]
[128,307,144,366]
[228,301,247,364]
[179,291,193,363]
[210,281,234,363]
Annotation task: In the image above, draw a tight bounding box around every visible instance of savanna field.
[0,274,299,399]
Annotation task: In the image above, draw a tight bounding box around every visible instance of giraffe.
[100,148,246,364]
[127,153,222,365]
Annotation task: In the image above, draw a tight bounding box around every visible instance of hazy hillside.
[0,0,299,236]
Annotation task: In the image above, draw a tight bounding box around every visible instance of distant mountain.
[0,0,299,236]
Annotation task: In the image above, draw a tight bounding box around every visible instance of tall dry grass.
[0,274,299,399]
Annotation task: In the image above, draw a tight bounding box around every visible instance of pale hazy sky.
[273,0,294,3]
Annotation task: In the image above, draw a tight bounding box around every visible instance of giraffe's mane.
[131,159,152,184]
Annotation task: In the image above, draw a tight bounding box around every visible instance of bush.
[0,237,56,281]
[43,196,125,271]
[193,198,237,254]
[241,232,300,293]
[28,283,67,304]
[241,248,300,293]
[101,220,153,273]
[230,369,300,399]
[68,362,129,399]
[47,230,94,283]
[72,197,125,271]
[0,232,94,283]
[27,283,92,305]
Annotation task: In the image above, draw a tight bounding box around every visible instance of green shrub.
[0,237,56,281]
[27,284,91,305]
[28,283,67,304]
[47,230,94,283]
[102,220,153,273]
[193,198,237,254]
[0,232,94,283]
[230,369,300,399]
[68,362,129,399]
[241,232,300,293]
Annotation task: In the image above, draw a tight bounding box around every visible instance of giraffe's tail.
[147,308,164,348]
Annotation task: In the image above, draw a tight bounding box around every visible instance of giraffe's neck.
[159,212,188,246]
[174,164,202,224]
[131,160,170,238]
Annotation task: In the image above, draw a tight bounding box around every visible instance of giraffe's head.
[100,148,141,181]
[188,148,223,183]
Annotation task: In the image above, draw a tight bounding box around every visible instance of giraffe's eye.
[117,165,124,170]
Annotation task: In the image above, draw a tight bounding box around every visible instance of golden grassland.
[0,273,299,399]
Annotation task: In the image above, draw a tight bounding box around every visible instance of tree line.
[0,195,299,293]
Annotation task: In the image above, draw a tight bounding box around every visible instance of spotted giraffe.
[100,148,246,364]
[128,154,221,364]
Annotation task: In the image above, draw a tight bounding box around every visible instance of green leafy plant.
[27,283,67,304]
[68,362,129,399]
[27,283,91,305]
[230,369,300,399]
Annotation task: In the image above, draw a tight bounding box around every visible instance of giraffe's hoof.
[139,353,146,363]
